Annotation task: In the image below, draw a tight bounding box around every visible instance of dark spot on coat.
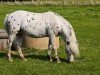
[13,27,15,29]
[11,16,13,18]
[27,20,28,21]
[40,23,41,25]
[25,26,27,28]
[63,22,65,24]
[34,26,36,29]
[45,22,47,24]
[17,24,19,25]
[8,43,11,45]
[56,14,59,16]
[57,27,59,28]
[70,31,72,36]
[67,41,70,45]
[31,17,34,20]
[69,26,72,29]
[14,19,15,21]
[36,23,38,25]
[8,21,10,24]
[8,25,10,28]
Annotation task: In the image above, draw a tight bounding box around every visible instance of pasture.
[0,5,100,75]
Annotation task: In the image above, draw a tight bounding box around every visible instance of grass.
[0,5,100,75]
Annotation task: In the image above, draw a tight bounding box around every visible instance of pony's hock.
[0,29,59,50]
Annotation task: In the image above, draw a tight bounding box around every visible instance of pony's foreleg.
[16,46,27,61]
[7,34,16,61]
[48,44,53,62]
[54,48,61,63]
[15,36,27,61]
[49,35,60,63]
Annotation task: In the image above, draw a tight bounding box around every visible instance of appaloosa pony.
[4,10,79,63]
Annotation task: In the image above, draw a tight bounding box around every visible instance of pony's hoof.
[23,58,27,61]
[68,59,74,63]
[9,59,13,62]
[57,60,61,63]
[70,60,74,63]
[50,58,53,62]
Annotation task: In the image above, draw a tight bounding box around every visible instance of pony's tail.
[69,29,80,57]
[4,14,10,34]
[4,14,9,25]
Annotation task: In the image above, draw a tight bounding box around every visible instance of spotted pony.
[4,10,79,63]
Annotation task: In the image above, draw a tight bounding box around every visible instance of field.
[0,5,100,75]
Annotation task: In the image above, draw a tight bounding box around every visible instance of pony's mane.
[54,13,73,29]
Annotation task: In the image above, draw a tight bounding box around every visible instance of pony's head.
[68,29,80,57]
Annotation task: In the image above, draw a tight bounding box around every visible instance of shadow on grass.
[25,53,71,63]
[0,52,22,59]
[0,52,7,58]
[25,54,49,61]
[0,52,84,63]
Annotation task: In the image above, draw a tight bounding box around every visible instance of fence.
[0,0,100,5]
[0,29,8,50]
[0,29,59,50]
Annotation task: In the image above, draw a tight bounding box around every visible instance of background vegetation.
[0,5,100,75]
[0,0,100,6]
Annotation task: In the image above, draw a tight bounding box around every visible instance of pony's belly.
[22,27,46,37]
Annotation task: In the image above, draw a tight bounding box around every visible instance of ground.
[0,5,100,75]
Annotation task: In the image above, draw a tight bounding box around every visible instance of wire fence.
[0,0,100,5]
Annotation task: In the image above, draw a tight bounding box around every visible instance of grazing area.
[0,5,100,75]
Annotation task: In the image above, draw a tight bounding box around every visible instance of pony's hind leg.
[7,34,16,61]
[16,46,27,61]
[15,35,27,61]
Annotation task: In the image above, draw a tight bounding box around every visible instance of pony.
[4,10,79,63]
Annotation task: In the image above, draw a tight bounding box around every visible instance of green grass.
[0,5,100,75]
